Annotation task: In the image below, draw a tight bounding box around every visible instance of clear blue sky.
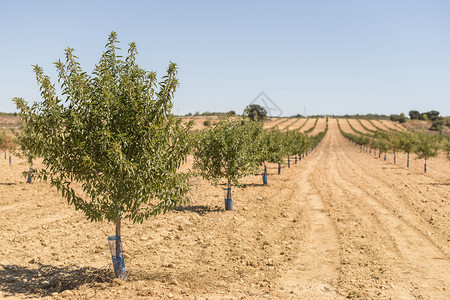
[1,0,449,116]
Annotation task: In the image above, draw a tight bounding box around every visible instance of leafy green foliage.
[430,118,444,133]
[442,137,450,160]
[257,128,285,166]
[386,132,402,160]
[0,131,15,154]
[193,118,260,186]
[398,131,417,155]
[13,113,42,166]
[304,118,319,134]
[243,104,267,122]
[414,132,440,161]
[390,113,406,123]
[14,32,192,223]
[409,110,420,120]
[0,131,4,152]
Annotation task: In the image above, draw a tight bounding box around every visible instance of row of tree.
[337,119,449,172]
[192,117,328,208]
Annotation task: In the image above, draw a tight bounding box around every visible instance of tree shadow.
[0,263,113,297]
[420,182,450,186]
[175,205,223,215]
[241,183,267,187]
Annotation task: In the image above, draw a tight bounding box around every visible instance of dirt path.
[309,119,449,299]
[0,119,448,299]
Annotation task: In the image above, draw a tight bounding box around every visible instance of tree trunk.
[407,152,410,168]
[27,162,33,184]
[113,214,127,280]
[263,164,268,185]
[116,214,121,257]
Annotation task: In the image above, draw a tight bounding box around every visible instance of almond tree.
[386,132,402,164]
[193,118,260,210]
[414,132,440,173]
[443,137,450,160]
[399,131,417,167]
[0,132,15,165]
[256,127,285,183]
[14,32,191,280]
[375,137,389,160]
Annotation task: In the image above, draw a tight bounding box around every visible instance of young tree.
[442,137,450,160]
[14,32,192,280]
[376,137,389,160]
[193,118,260,210]
[1,132,15,164]
[398,132,417,168]
[282,130,298,168]
[414,132,440,173]
[256,128,285,183]
[13,116,42,183]
[386,132,402,164]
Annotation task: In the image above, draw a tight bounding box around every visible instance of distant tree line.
[389,113,407,123]
[408,110,440,121]
[185,111,236,117]
[408,110,449,133]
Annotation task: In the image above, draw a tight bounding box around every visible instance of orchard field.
[0,118,449,299]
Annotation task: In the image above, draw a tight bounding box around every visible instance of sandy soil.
[283,119,306,131]
[308,118,327,136]
[1,119,449,299]
[0,115,20,130]
[373,120,402,131]
[346,119,371,135]
[298,118,315,133]
[279,119,299,131]
[402,120,450,135]
[262,118,285,129]
[358,120,377,132]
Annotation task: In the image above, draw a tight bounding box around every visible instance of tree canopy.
[243,104,267,122]
[14,32,192,224]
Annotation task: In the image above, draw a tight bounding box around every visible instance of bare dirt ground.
[359,120,377,132]
[402,120,450,135]
[0,119,449,299]
[263,118,286,129]
[279,119,299,131]
[308,118,327,136]
[298,118,315,133]
[372,120,404,132]
[0,114,20,130]
[346,119,371,135]
[383,120,407,131]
